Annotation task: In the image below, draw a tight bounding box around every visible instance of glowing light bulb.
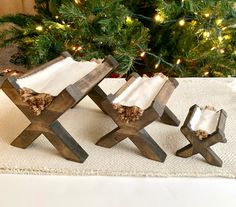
[36,26,43,31]
[218,36,223,42]
[140,52,146,58]
[176,59,181,65]
[216,19,223,25]
[154,14,164,23]
[77,46,82,51]
[211,47,216,51]
[74,0,80,4]
[179,19,185,26]
[155,63,160,69]
[234,51,236,55]
[224,35,231,40]
[220,49,225,54]
[55,16,59,19]
[126,16,133,25]
[72,46,77,51]
[203,31,210,38]
[204,71,209,76]
[204,13,210,18]
[222,27,227,31]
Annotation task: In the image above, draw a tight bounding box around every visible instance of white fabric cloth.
[189,107,220,134]
[16,57,99,96]
[113,76,168,110]
[228,79,236,92]
[0,78,235,177]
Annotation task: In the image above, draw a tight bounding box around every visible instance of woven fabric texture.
[0,78,235,177]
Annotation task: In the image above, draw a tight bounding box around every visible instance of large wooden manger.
[0,52,118,163]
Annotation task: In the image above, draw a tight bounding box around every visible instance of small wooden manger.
[0,52,118,163]
[176,105,227,167]
[96,72,180,162]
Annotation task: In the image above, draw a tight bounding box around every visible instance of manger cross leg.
[96,127,128,148]
[130,129,167,162]
[159,106,180,127]
[176,132,223,167]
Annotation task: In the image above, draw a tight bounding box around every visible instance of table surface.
[0,175,236,207]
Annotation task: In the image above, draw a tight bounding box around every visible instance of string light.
[140,52,146,58]
[154,14,165,23]
[220,49,225,54]
[36,26,43,31]
[126,16,133,25]
[74,0,80,4]
[55,16,59,19]
[178,19,185,26]
[222,27,227,31]
[218,36,223,42]
[204,13,210,18]
[155,63,160,69]
[176,59,181,65]
[216,19,223,25]
[72,45,82,51]
[224,35,231,40]
[204,71,209,76]
[203,31,210,39]
[211,47,216,51]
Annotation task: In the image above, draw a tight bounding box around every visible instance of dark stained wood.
[176,105,227,167]
[1,52,118,163]
[96,73,180,162]
[66,55,118,108]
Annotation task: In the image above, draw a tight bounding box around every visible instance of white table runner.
[0,78,235,177]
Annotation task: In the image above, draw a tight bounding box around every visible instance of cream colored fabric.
[113,75,168,110]
[16,57,99,96]
[228,79,236,92]
[189,107,220,134]
[0,78,235,177]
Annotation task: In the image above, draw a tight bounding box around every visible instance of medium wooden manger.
[0,52,118,163]
[96,72,180,162]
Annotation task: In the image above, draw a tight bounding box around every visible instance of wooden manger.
[176,105,227,167]
[0,52,118,163]
[96,72,180,162]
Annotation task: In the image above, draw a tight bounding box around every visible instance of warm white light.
[176,59,181,64]
[126,16,133,25]
[203,31,210,38]
[74,0,80,4]
[218,36,223,42]
[154,14,164,23]
[204,13,210,18]
[211,47,216,51]
[55,16,59,19]
[179,19,185,26]
[216,19,223,25]
[204,71,209,76]
[140,52,146,58]
[220,49,225,54]
[155,63,160,69]
[36,26,43,31]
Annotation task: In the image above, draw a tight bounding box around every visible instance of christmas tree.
[0,0,236,77]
